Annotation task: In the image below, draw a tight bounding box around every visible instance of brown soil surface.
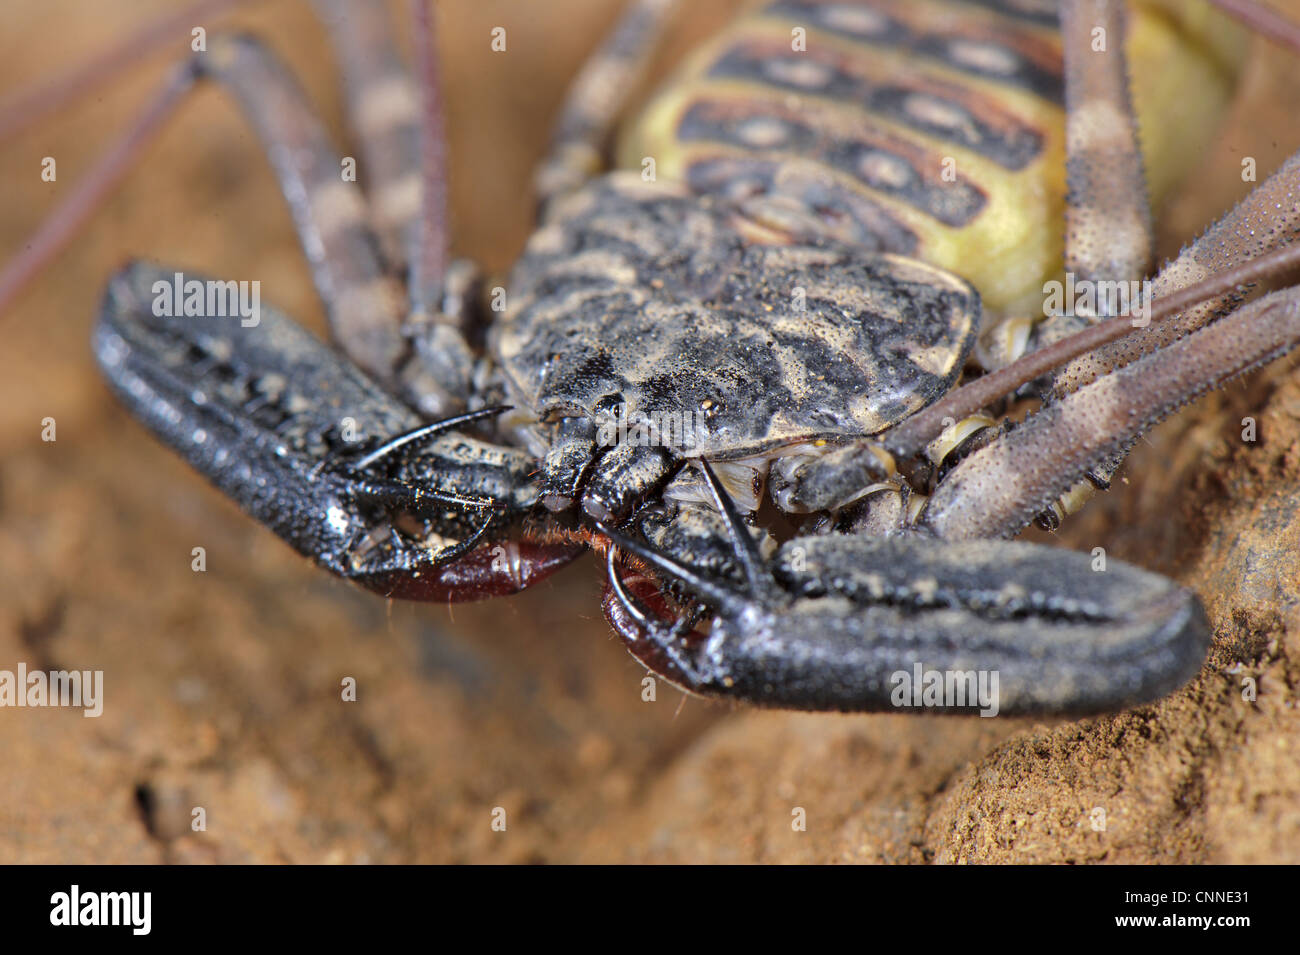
[1,0,1298,864]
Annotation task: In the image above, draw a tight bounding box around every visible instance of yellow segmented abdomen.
[618,0,1247,317]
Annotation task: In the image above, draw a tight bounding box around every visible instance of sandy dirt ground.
[1,0,1298,864]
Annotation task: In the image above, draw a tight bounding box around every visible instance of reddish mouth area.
[356,540,586,602]
[601,564,709,689]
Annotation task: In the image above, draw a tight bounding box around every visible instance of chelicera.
[4,0,1300,715]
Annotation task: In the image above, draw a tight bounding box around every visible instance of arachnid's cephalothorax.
[6,0,1300,715]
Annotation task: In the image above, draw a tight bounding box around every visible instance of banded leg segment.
[311,0,433,285]
[1018,80,1300,524]
[1024,0,1155,516]
[195,34,409,383]
[921,286,1300,540]
[1060,0,1153,290]
[310,0,479,416]
[2,2,481,411]
[310,0,453,304]
[0,27,410,383]
[990,5,1300,401]
[534,0,680,205]
[980,0,1153,368]
[1051,150,1300,398]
